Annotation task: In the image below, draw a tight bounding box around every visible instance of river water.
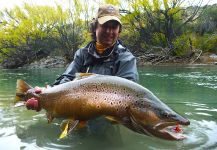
[0,65,217,150]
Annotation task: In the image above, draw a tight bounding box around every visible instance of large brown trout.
[15,73,190,140]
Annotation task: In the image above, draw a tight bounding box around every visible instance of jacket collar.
[86,40,120,59]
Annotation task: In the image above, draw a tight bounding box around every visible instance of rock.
[22,56,67,69]
[198,53,217,64]
[209,54,217,59]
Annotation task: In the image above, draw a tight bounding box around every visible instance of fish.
[15,73,190,140]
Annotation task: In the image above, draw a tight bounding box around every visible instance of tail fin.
[15,79,32,102]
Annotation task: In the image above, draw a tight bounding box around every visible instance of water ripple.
[184,120,217,149]
[173,72,217,90]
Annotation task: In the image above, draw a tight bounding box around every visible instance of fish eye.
[162,112,170,117]
[169,114,177,118]
[162,112,177,118]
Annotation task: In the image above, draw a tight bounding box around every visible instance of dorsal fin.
[74,73,95,80]
[105,116,120,124]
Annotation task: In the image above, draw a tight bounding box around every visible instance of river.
[0,65,217,150]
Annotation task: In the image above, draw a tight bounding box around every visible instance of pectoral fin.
[59,120,70,139]
[59,119,79,139]
[105,116,120,124]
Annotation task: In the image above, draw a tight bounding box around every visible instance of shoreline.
[1,53,217,69]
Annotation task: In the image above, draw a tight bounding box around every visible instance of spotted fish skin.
[16,74,190,140]
[39,74,145,119]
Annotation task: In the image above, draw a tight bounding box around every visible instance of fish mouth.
[159,125,186,140]
[154,119,190,130]
[152,121,190,140]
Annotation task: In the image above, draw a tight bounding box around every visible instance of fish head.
[129,98,190,140]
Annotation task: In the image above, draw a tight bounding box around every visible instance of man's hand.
[26,97,41,112]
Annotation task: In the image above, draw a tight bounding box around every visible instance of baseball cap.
[96,4,121,25]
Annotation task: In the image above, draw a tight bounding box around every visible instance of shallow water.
[0,65,217,150]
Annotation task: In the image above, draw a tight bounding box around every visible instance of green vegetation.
[0,0,216,68]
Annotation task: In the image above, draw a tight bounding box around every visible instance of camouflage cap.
[96,4,121,25]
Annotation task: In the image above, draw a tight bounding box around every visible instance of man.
[52,4,139,140]
[53,4,138,85]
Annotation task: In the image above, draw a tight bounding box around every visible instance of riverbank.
[22,53,217,69]
[137,52,217,66]
[21,56,66,69]
[1,52,216,69]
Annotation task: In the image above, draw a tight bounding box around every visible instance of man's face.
[95,20,120,47]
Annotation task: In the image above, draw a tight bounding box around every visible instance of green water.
[0,65,217,150]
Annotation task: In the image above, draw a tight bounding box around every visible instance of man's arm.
[53,49,83,85]
[115,52,139,82]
